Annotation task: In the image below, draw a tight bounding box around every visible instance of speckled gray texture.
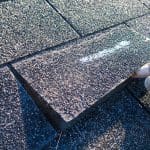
[140,0,150,8]
[127,78,150,112]
[0,0,78,65]
[13,25,150,126]
[0,67,56,150]
[49,0,149,35]
[44,89,150,150]
[127,14,150,38]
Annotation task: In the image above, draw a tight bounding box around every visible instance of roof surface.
[0,0,150,149]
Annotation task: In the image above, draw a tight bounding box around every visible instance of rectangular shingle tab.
[13,25,150,130]
[49,0,150,35]
[127,14,150,38]
[0,67,56,149]
[0,0,78,65]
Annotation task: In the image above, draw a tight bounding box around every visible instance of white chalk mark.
[145,37,150,42]
[80,41,130,63]
[3,121,15,128]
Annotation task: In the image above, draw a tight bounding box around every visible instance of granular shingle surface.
[45,89,150,150]
[49,0,149,35]
[0,67,56,150]
[139,0,150,8]
[0,0,78,65]
[127,14,150,38]
[1,0,150,148]
[13,25,150,130]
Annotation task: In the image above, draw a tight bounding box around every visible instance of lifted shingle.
[13,25,150,130]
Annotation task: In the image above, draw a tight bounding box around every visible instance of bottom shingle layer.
[0,67,56,150]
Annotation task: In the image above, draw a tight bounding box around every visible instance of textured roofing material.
[0,0,78,64]
[49,0,149,35]
[139,0,150,8]
[0,0,150,148]
[0,67,56,149]
[13,25,150,130]
[45,89,150,149]
[127,14,150,38]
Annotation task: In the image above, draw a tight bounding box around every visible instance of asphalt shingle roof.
[12,24,150,130]
[0,0,150,149]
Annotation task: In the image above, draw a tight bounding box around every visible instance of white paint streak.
[80,41,130,63]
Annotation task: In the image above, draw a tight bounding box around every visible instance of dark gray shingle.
[0,67,56,149]
[0,0,78,65]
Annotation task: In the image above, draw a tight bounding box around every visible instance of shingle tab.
[13,25,150,130]
[0,0,78,65]
[0,67,56,149]
[49,0,149,35]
